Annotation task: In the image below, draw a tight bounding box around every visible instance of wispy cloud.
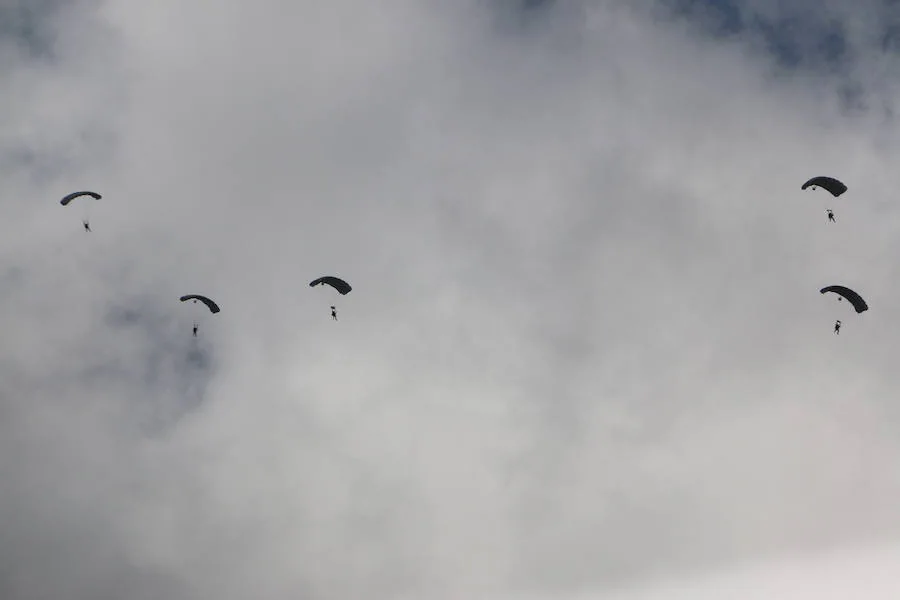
[1,1,900,598]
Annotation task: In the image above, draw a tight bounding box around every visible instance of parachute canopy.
[820,285,868,313]
[310,276,352,295]
[60,191,102,206]
[180,295,220,314]
[801,177,847,197]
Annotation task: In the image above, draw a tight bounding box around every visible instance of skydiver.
[826,209,835,223]
[331,306,337,321]
[834,320,841,335]
[193,323,198,337]
[83,220,91,232]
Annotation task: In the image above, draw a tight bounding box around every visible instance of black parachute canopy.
[309,276,352,295]
[801,177,847,197]
[820,285,867,313]
[60,191,102,206]
[180,295,220,314]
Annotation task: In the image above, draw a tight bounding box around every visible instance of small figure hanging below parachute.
[310,276,351,320]
[179,294,220,336]
[820,285,866,334]
[802,176,847,197]
[802,177,846,221]
[60,191,102,232]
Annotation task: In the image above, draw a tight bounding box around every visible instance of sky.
[2,0,900,598]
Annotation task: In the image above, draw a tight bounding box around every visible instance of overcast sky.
[2,0,900,598]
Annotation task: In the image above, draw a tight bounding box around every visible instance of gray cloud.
[2,0,900,598]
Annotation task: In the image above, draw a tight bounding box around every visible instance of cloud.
[2,0,900,598]
[596,542,900,600]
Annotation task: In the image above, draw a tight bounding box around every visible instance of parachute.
[820,285,868,313]
[179,295,220,314]
[310,276,352,295]
[801,177,847,197]
[60,191,102,206]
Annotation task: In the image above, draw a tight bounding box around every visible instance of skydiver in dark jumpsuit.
[826,209,835,223]
[193,324,198,337]
[83,220,91,232]
[834,320,841,335]
[331,306,337,321]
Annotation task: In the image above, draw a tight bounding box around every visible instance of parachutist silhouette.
[826,209,835,223]
[834,320,841,335]
[83,220,91,232]
[331,306,337,321]
[193,323,198,337]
